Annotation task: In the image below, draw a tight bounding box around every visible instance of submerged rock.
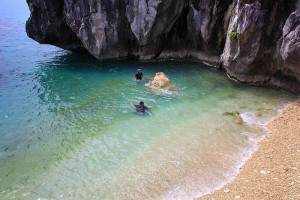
[26,0,300,92]
[223,111,243,125]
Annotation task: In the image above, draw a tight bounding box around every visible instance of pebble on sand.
[260,170,267,174]
[223,188,230,193]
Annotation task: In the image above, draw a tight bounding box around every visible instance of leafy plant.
[229,31,238,38]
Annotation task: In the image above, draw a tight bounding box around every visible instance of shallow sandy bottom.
[200,102,300,199]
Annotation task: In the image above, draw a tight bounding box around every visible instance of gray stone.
[280,10,300,81]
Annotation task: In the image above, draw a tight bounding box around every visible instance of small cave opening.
[161,2,192,50]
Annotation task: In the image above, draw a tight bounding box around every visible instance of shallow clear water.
[0,1,297,199]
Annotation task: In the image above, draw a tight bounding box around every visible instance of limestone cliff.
[26,0,300,93]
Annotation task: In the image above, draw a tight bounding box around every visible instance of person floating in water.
[131,101,149,114]
[135,68,143,81]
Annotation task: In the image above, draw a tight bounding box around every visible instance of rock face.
[221,0,300,92]
[26,0,300,93]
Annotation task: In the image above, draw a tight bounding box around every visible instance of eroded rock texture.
[26,0,300,92]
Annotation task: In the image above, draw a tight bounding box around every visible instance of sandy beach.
[200,102,300,200]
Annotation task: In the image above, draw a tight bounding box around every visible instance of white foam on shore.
[172,102,297,200]
[163,131,263,200]
[240,112,263,126]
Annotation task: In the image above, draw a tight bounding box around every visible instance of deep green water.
[0,1,297,199]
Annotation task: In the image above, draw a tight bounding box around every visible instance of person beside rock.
[131,101,149,114]
[135,68,143,81]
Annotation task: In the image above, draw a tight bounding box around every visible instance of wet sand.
[200,102,300,200]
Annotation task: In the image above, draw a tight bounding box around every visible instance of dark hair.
[139,101,144,105]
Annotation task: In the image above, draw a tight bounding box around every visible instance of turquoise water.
[0,1,297,199]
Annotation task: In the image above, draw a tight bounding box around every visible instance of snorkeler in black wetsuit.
[131,101,149,114]
[135,68,143,81]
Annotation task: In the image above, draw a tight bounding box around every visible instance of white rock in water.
[145,72,170,89]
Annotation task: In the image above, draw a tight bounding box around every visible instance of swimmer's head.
[139,101,144,106]
[137,68,142,72]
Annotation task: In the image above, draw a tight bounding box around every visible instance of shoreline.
[199,101,300,199]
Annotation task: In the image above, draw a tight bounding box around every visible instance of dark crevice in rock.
[153,50,163,58]
[211,0,234,53]
[162,3,191,50]
[269,70,300,93]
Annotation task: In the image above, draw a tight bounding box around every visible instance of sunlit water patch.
[0,1,297,199]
